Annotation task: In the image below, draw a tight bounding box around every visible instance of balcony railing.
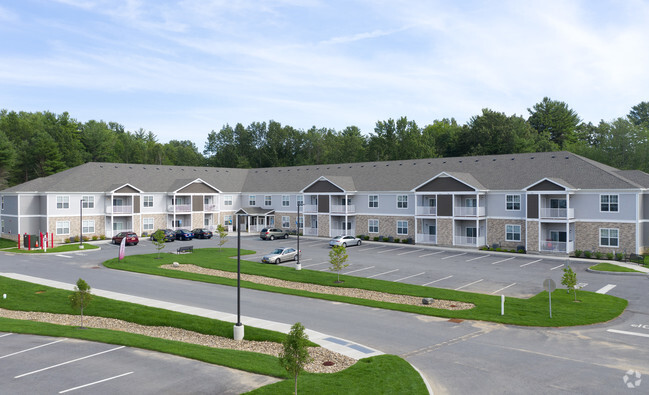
[303,204,318,213]
[331,227,355,235]
[304,227,318,236]
[204,204,218,212]
[416,233,437,244]
[540,208,575,219]
[455,235,486,246]
[416,206,437,216]
[168,204,191,212]
[454,206,485,217]
[108,205,133,214]
[331,204,355,214]
[539,240,574,253]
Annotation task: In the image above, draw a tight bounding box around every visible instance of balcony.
[455,235,486,246]
[304,227,318,236]
[539,240,574,253]
[168,204,191,212]
[331,226,355,235]
[204,204,218,212]
[416,206,437,216]
[454,206,485,217]
[107,205,133,214]
[303,204,317,213]
[416,233,437,244]
[540,208,574,219]
[331,204,355,214]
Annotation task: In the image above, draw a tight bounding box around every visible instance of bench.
[628,253,643,263]
[177,245,194,254]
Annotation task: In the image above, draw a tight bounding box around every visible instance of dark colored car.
[192,228,213,239]
[259,228,289,240]
[150,229,175,242]
[175,229,194,240]
[112,232,139,246]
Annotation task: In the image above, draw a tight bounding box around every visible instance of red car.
[112,232,139,246]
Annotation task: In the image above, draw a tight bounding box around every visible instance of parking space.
[0,333,277,394]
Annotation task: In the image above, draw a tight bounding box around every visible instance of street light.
[79,199,84,249]
[234,212,247,341]
[296,201,302,270]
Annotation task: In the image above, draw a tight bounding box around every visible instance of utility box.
[23,234,38,248]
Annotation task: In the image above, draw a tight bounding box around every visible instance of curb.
[585,268,649,277]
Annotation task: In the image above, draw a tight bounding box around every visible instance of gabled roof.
[525,177,575,191]
[235,207,275,216]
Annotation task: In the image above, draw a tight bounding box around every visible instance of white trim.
[396,220,408,235]
[505,224,521,242]
[599,193,619,213]
[599,227,619,247]
[368,219,379,233]
[505,194,521,211]
[396,195,408,209]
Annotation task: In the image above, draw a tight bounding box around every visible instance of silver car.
[261,247,299,264]
[329,235,362,247]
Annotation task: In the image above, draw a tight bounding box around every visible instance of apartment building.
[2,151,648,254]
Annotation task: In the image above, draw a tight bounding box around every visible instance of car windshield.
[333,236,343,240]
[271,248,284,254]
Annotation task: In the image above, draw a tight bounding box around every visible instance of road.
[1,235,648,394]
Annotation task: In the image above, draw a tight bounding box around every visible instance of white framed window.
[249,195,256,206]
[56,221,70,235]
[297,216,304,228]
[397,220,408,235]
[143,195,154,208]
[82,220,95,234]
[223,195,233,206]
[282,216,290,228]
[81,195,94,209]
[224,215,233,226]
[56,196,69,209]
[143,218,154,231]
[600,195,619,212]
[368,219,379,233]
[369,195,379,208]
[282,195,290,207]
[397,195,408,209]
[600,228,619,247]
[505,224,521,241]
[1,219,4,232]
[265,195,272,206]
[506,195,520,211]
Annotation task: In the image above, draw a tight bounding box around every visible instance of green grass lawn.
[103,248,628,327]
[5,243,99,253]
[0,275,427,393]
[0,237,16,248]
[589,262,643,273]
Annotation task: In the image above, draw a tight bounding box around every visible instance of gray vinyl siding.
[643,222,649,250]
[379,193,415,215]
[486,193,526,218]
[20,217,42,235]
[572,193,636,221]
[2,195,18,215]
[2,216,18,235]
[642,194,649,220]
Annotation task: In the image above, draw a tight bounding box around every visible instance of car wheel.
[134,243,138,246]
[357,240,362,246]
[270,235,275,240]
[342,242,347,247]
[285,234,289,239]
[275,258,281,264]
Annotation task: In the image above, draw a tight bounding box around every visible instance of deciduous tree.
[279,322,313,395]
[329,245,349,283]
[69,278,93,328]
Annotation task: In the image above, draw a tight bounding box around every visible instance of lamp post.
[233,213,246,341]
[79,199,84,249]
[296,201,302,270]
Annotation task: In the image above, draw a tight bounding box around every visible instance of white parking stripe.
[345,266,375,275]
[596,284,617,294]
[56,255,72,259]
[419,251,443,258]
[0,338,67,360]
[0,333,13,338]
[606,329,649,339]
[59,371,134,393]
[491,257,515,265]
[423,275,453,286]
[520,259,542,267]
[441,252,467,260]
[377,247,404,254]
[394,272,426,282]
[302,261,328,268]
[15,346,125,378]
[491,283,517,294]
[455,279,483,290]
[466,255,488,262]
[397,249,423,256]
[367,269,399,278]
[550,264,564,270]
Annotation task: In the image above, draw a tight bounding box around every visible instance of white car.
[261,247,299,264]
[329,235,362,247]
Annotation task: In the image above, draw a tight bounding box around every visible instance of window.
[369,195,379,208]
[56,221,70,235]
[56,196,69,209]
[81,196,94,209]
[1,219,4,232]
[600,228,619,247]
[224,215,233,226]
[1,196,3,210]
[282,216,290,228]
[368,219,379,233]
[297,195,303,206]
[506,195,520,211]
[249,195,256,206]
[600,195,619,212]
[397,220,408,235]
[143,195,154,208]
[143,218,154,231]
[282,195,290,207]
[297,216,304,228]
[224,195,233,206]
[397,195,408,209]
[265,195,272,206]
[506,224,521,241]
[82,220,95,234]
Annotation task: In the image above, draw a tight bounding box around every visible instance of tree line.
[1,98,648,189]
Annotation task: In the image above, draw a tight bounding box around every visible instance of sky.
[1,0,649,150]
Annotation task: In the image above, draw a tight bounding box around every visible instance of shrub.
[496,248,503,252]
[373,237,379,242]
[574,250,582,258]
[509,249,516,253]
[91,235,98,241]
[480,246,489,251]
[141,232,149,237]
[583,250,592,259]
[393,238,400,243]
[356,235,363,240]
[517,248,526,253]
[615,252,624,261]
[606,252,614,260]
[64,238,70,243]
[594,251,602,259]
[364,236,370,241]
[100,235,106,240]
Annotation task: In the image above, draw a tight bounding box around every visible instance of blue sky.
[1,0,648,149]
